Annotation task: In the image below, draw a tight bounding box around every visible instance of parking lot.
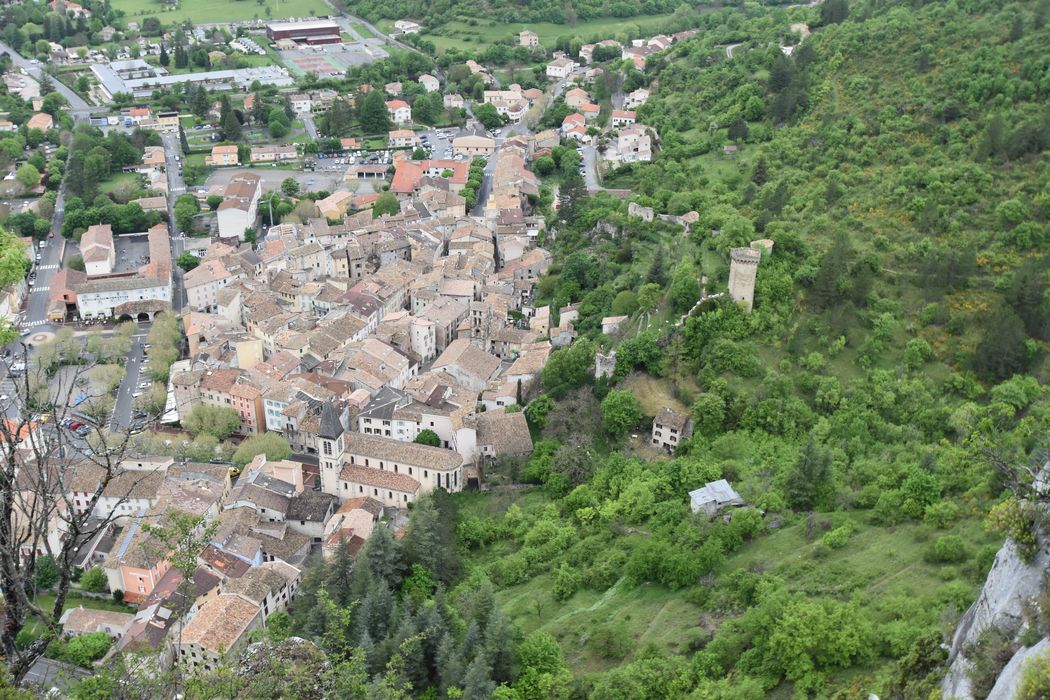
[204,168,373,196]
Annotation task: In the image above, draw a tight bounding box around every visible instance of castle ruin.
[728,247,762,313]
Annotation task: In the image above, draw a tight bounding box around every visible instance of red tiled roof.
[339,464,420,494]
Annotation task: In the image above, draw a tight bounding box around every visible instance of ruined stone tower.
[728,247,762,313]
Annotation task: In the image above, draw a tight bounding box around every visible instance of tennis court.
[286,53,346,76]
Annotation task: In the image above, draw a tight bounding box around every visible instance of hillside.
[449,0,1050,696]
[341,0,682,29]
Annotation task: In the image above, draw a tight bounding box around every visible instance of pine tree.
[558,173,588,224]
[436,632,464,694]
[462,656,495,700]
[359,89,391,134]
[222,110,242,141]
[1008,14,1024,41]
[365,581,395,640]
[646,247,667,286]
[751,153,769,185]
[782,439,834,511]
[484,608,517,684]
[462,619,483,662]
[403,496,456,584]
[324,540,355,603]
[174,44,188,69]
[973,306,1030,381]
[159,44,169,66]
[978,114,1005,160]
[192,85,209,118]
[251,92,266,124]
[808,234,852,311]
[362,526,404,589]
[38,73,54,96]
[359,629,376,674]
[323,98,353,137]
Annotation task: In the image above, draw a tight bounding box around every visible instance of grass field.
[381,13,676,52]
[620,372,688,416]
[111,0,329,24]
[349,22,375,39]
[99,172,142,195]
[458,487,998,680]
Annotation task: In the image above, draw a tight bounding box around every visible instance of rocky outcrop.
[942,533,1050,698]
[986,638,1050,699]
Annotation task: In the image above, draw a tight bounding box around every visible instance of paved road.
[161,131,187,311]
[471,152,498,216]
[0,41,93,115]
[321,2,426,57]
[25,139,83,329]
[725,43,742,58]
[581,143,600,190]
[110,332,147,431]
[302,113,319,140]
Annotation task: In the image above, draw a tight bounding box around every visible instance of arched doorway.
[115,314,133,323]
[136,312,152,323]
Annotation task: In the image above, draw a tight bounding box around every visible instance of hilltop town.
[1,0,1048,696]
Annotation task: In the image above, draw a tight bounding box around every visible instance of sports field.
[111,0,330,25]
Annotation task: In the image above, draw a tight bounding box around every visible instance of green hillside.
[448,0,1050,696]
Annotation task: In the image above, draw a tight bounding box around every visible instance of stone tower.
[728,247,762,313]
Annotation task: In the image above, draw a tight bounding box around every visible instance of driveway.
[581,143,601,191]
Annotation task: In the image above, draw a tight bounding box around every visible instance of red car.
[68,421,82,430]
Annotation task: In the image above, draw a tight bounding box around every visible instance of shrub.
[34,556,59,590]
[583,548,628,591]
[987,498,1039,562]
[80,566,108,593]
[590,622,633,659]
[927,535,967,564]
[923,501,959,529]
[822,524,854,549]
[552,563,581,601]
[489,552,530,587]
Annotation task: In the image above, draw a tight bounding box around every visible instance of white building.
[418,74,439,93]
[386,100,412,125]
[216,172,262,240]
[80,224,115,277]
[546,57,575,79]
[75,276,171,319]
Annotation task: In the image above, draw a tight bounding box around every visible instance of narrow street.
[110,331,148,431]
[581,143,601,191]
[301,113,319,141]
[161,131,187,312]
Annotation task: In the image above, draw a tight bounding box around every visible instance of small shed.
[689,479,745,518]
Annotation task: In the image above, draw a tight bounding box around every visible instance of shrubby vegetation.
[456,0,1050,695]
